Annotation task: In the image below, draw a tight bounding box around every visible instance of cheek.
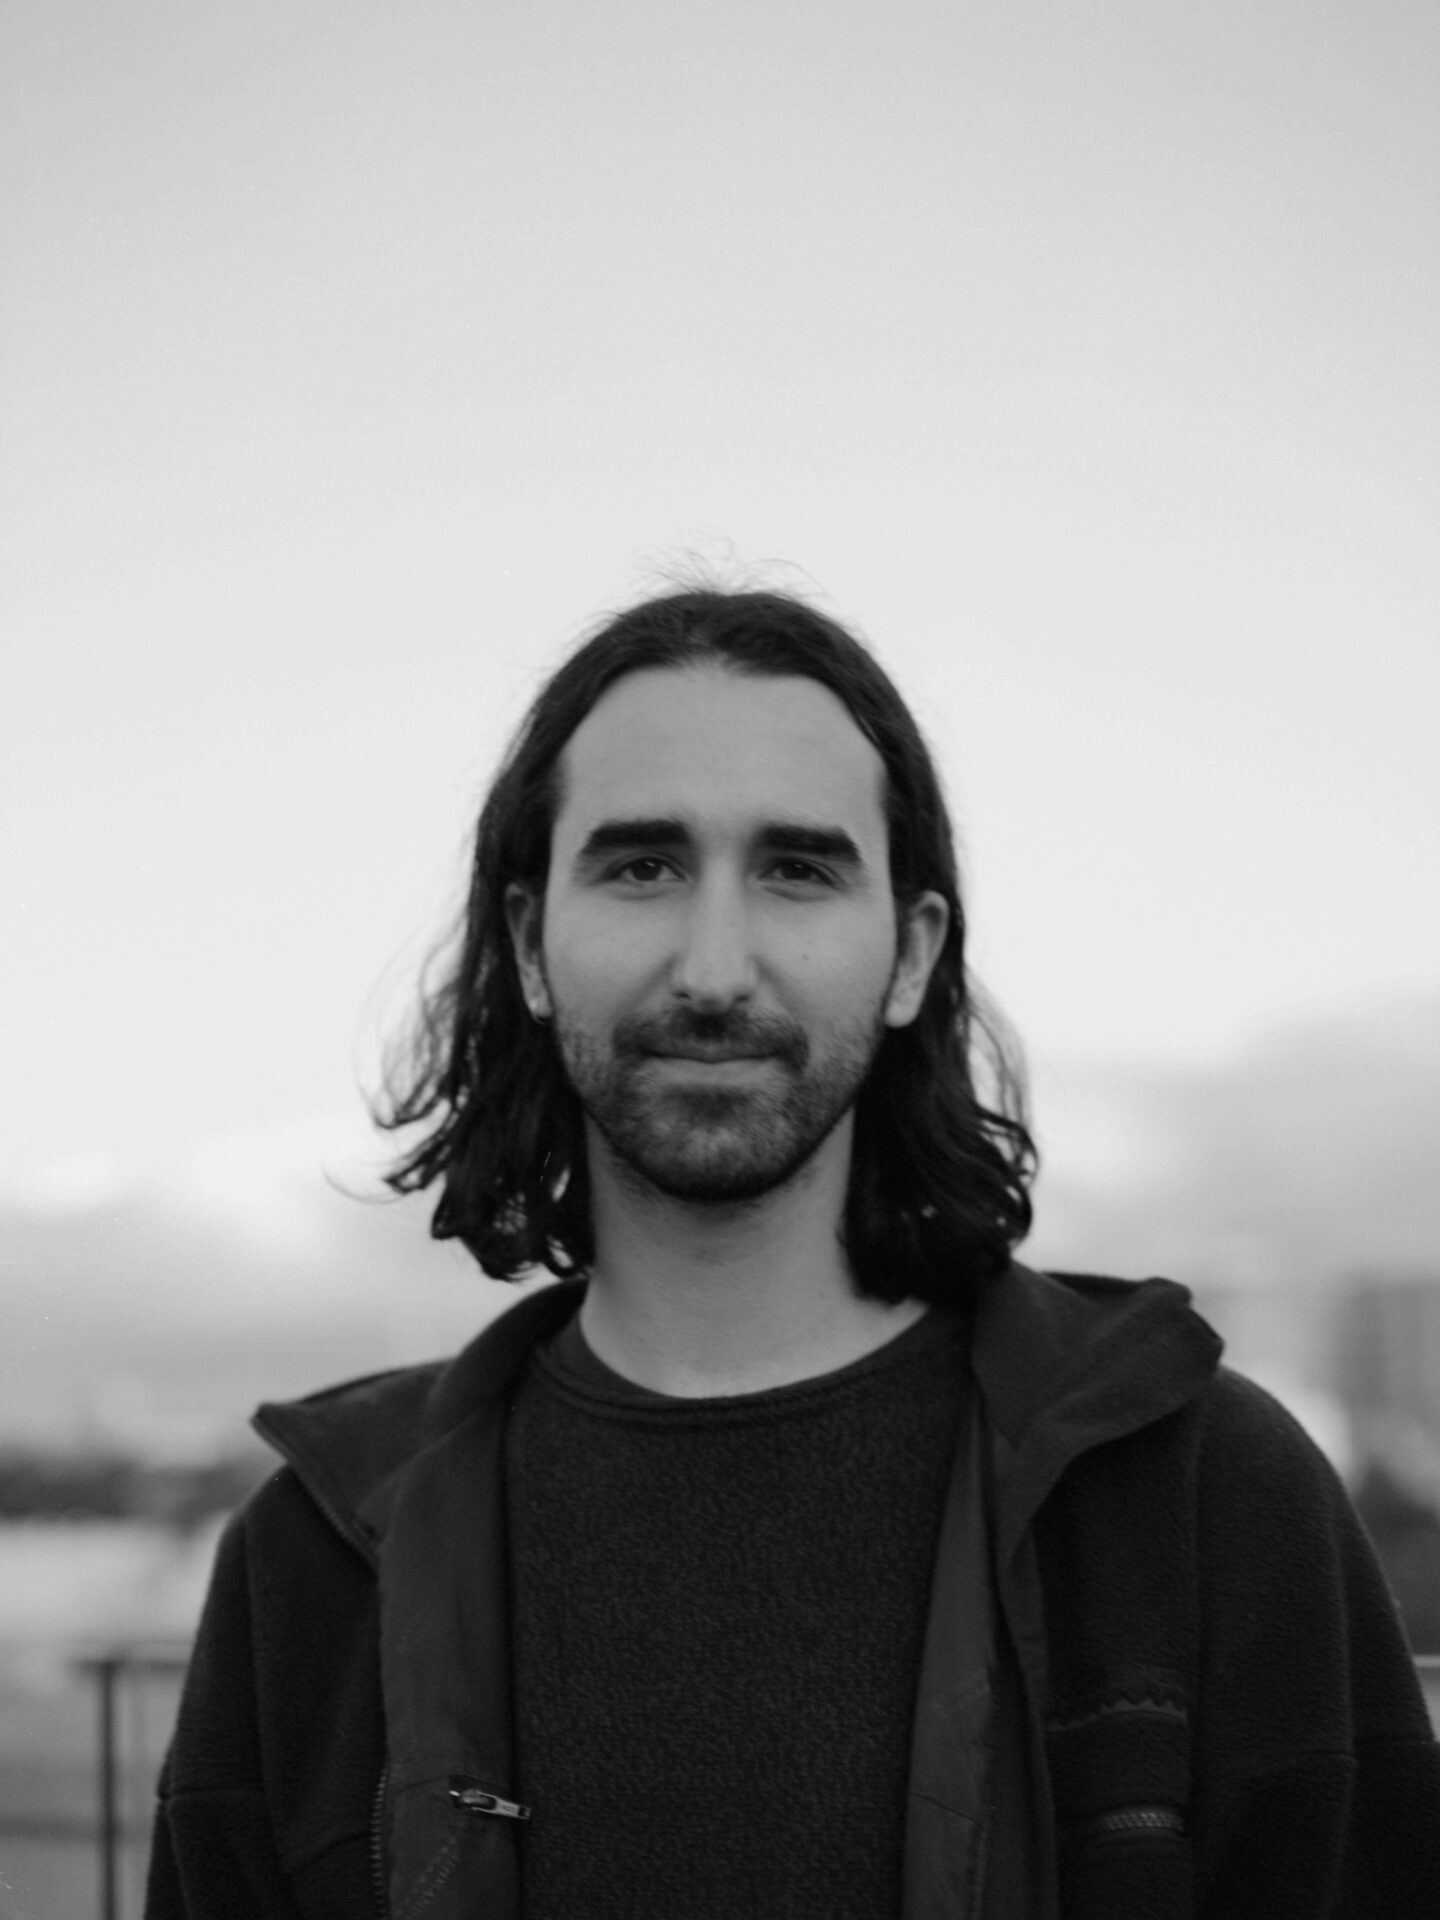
[541,912,649,1016]
[794,939,899,1027]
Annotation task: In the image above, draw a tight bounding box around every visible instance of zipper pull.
[449,1779,532,1822]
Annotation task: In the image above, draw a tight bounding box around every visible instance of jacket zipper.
[257,1420,534,1905]
[367,1767,529,1917]
[370,1761,390,1916]
[1071,1804,1185,1841]
[449,1778,533,1821]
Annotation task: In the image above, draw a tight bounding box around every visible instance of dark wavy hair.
[373,587,1037,1307]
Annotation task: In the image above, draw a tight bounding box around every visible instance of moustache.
[612,1009,809,1069]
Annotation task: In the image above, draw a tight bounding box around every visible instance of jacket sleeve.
[145,1497,305,1919]
[1192,1369,1440,1917]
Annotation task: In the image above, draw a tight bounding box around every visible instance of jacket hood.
[970,1265,1223,1558]
[253,1263,1223,1563]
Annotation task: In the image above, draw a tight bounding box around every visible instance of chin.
[643,1166,796,1206]
[613,1125,827,1207]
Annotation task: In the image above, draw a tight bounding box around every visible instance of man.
[148,587,1440,1918]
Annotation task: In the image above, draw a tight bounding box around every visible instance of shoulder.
[246,1358,449,1561]
[1181,1365,1374,1588]
[1196,1364,1332,1446]
[244,1285,584,1549]
[1183,1370,1436,1761]
[1184,1368,1416,1700]
[1190,1366,1350,1515]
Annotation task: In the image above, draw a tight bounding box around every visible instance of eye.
[611,855,677,885]
[767,858,836,888]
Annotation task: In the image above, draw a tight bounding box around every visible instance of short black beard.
[552,1000,889,1206]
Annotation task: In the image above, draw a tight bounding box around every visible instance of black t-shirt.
[504,1303,971,1919]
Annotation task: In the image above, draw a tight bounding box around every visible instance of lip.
[648,1048,773,1065]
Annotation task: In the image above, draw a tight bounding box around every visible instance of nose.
[668,875,759,1010]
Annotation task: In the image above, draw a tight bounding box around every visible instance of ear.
[883,891,949,1029]
[504,883,553,1021]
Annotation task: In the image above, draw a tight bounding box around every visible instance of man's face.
[507,664,946,1206]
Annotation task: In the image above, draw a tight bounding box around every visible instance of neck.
[578,1116,927,1396]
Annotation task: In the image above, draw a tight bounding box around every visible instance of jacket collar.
[251,1281,580,1563]
[253,1261,1223,1562]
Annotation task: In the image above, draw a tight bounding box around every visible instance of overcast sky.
[4,0,1437,1209]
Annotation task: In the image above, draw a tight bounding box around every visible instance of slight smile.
[645,1049,778,1074]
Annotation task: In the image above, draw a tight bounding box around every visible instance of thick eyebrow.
[754,824,865,870]
[572,817,866,874]
[573,817,691,871]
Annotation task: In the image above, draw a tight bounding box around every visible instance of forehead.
[551,664,888,854]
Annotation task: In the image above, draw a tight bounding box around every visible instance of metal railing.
[0,1634,189,1920]
[73,1644,191,1920]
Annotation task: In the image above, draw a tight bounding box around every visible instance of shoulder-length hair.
[373,587,1037,1308]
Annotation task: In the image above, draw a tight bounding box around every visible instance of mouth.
[646,1047,776,1067]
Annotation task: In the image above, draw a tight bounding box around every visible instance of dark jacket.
[147,1266,1440,1918]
